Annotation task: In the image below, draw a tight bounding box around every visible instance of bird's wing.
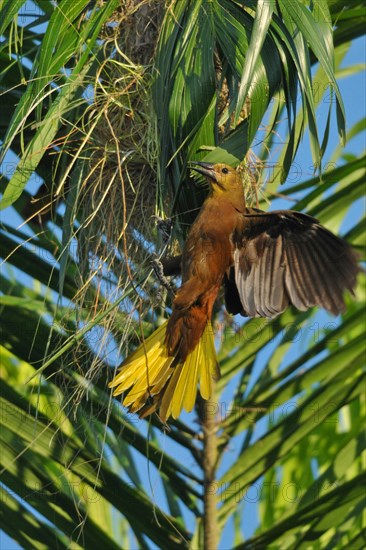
[228,209,359,318]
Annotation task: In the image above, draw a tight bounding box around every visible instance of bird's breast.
[181,198,239,283]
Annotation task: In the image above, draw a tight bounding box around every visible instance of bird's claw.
[151,256,176,296]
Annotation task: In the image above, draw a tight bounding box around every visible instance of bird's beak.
[190,161,217,183]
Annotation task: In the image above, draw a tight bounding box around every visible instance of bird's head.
[190,162,243,196]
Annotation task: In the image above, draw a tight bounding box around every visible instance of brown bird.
[109,162,359,421]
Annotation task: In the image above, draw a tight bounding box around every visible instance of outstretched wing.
[226,209,359,318]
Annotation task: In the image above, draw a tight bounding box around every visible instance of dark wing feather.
[224,270,244,315]
[229,209,359,318]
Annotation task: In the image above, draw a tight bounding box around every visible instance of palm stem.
[202,390,219,549]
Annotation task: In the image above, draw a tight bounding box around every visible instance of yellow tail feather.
[108,321,218,422]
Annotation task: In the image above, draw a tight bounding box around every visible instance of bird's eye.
[222,167,229,174]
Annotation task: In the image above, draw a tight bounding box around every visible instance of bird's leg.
[151,254,183,298]
[151,216,182,294]
[151,255,176,296]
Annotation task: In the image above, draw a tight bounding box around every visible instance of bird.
[109,162,360,422]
